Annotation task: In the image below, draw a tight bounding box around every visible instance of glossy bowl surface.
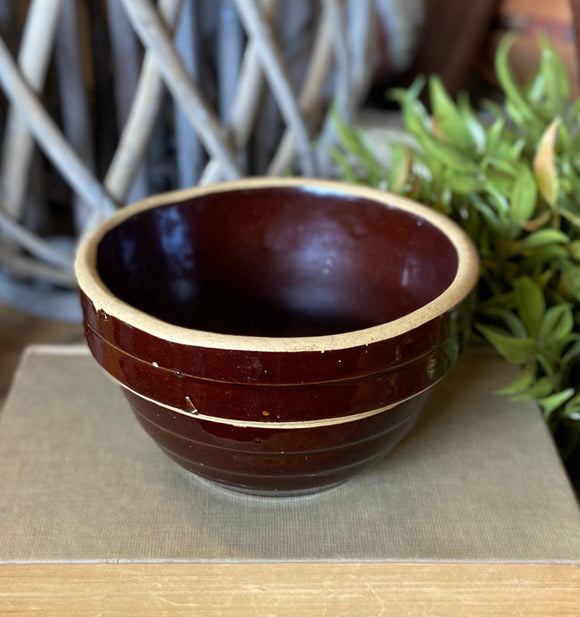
[75,178,479,495]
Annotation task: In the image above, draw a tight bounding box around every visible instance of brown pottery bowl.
[75,178,479,496]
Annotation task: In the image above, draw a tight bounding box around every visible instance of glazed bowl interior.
[96,185,459,339]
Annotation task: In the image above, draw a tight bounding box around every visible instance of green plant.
[330,35,580,462]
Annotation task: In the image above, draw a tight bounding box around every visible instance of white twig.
[173,0,204,188]
[120,0,241,181]
[0,207,72,269]
[54,0,97,233]
[107,0,141,129]
[0,36,117,220]
[199,0,279,184]
[105,0,183,202]
[228,44,266,151]
[324,0,352,122]
[0,244,75,286]
[315,0,374,174]
[198,159,222,186]
[0,0,62,220]
[107,0,149,202]
[268,8,333,175]
[218,1,243,125]
[347,0,375,96]
[234,0,314,176]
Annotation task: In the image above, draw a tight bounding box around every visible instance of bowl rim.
[74,177,479,353]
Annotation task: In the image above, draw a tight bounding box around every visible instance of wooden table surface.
[1,302,579,616]
[0,563,578,616]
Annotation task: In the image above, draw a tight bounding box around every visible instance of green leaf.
[522,210,552,232]
[457,92,486,152]
[429,77,475,152]
[563,393,580,421]
[525,68,547,106]
[510,166,537,231]
[479,292,515,312]
[482,153,521,176]
[559,207,580,230]
[470,195,501,230]
[495,35,543,133]
[514,276,545,336]
[567,240,580,261]
[484,115,506,153]
[538,304,574,345]
[522,244,570,265]
[388,76,426,107]
[480,308,528,338]
[496,363,537,395]
[505,101,527,128]
[320,145,359,183]
[332,39,580,454]
[444,172,482,194]
[396,87,479,175]
[387,142,412,193]
[538,388,575,419]
[563,339,580,364]
[485,186,510,219]
[481,100,506,123]
[512,376,556,400]
[558,268,580,302]
[330,107,383,182]
[483,170,519,205]
[398,93,431,139]
[477,324,536,364]
[517,229,569,251]
[536,35,570,117]
[416,131,479,174]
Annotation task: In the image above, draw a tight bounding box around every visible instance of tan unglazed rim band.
[74,177,480,353]
[113,370,439,429]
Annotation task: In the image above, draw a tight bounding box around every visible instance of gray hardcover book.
[0,346,578,563]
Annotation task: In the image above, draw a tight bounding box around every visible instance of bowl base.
[184,468,349,498]
[191,473,348,498]
[154,424,416,496]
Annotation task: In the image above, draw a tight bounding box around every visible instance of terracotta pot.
[75,178,479,496]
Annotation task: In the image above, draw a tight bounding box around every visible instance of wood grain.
[0,563,578,616]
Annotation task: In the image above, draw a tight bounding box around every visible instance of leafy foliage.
[330,36,580,459]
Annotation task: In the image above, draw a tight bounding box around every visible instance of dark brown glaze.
[123,388,430,493]
[80,293,472,386]
[82,312,461,422]
[76,181,478,495]
[96,188,458,338]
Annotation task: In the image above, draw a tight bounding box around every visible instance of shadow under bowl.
[75,178,479,496]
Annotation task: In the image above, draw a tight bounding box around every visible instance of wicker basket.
[0,0,424,320]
